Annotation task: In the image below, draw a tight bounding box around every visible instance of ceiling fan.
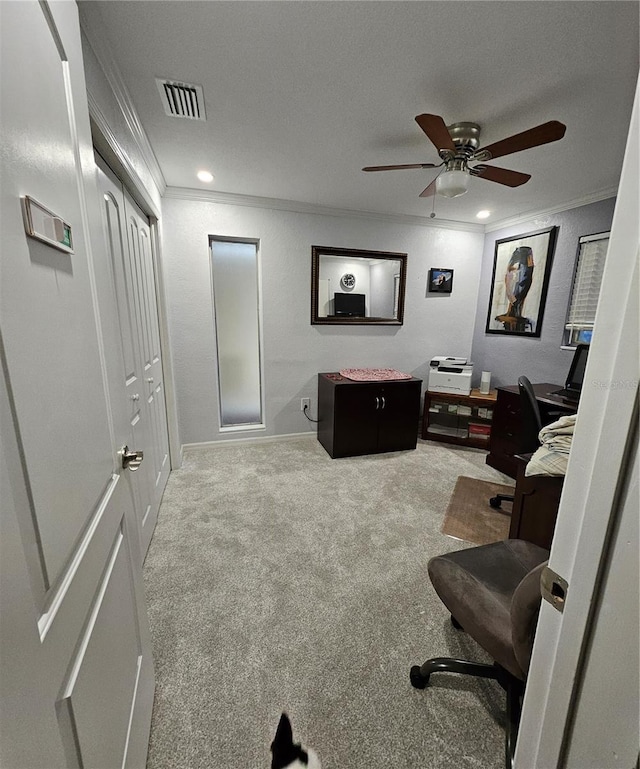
[363,114,566,199]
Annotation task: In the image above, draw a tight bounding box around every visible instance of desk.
[509,455,564,549]
[486,382,577,479]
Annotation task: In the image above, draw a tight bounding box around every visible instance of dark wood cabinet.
[317,373,422,458]
[509,456,564,550]
[486,383,576,479]
[486,387,523,478]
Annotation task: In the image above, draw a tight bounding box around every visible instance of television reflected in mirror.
[311,245,407,325]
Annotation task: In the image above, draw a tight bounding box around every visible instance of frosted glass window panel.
[318,279,331,316]
[369,260,399,318]
[210,239,262,426]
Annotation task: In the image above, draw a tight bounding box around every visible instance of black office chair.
[410,539,549,769]
[489,376,543,510]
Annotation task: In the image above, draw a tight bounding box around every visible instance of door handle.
[380,396,386,409]
[375,396,380,410]
[120,445,144,472]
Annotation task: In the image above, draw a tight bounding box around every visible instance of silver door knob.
[130,393,140,401]
[121,445,144,472]
[146,378,154,383]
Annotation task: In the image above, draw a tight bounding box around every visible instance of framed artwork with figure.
[485,226,558,337]
[428,268,454,293]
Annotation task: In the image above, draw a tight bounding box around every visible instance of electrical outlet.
[300,397,310,412]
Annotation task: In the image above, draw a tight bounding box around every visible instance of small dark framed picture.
[428,268,454,293]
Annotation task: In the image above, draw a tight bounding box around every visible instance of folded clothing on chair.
[525,414,576,477]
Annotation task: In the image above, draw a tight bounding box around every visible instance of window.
[210,237,263,429]
[564,231,610,347]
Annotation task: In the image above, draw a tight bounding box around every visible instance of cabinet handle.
[381,396,386,409]
[375,396,380,410]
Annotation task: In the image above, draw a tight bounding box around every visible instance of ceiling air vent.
[156,78,206,121]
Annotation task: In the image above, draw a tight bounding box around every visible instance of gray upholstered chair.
[410,539,549,769]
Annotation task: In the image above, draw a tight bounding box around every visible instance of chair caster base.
[409,665,429,689]
[410,655,523,769]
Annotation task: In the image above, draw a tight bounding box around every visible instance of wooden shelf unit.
[421,388,497,449]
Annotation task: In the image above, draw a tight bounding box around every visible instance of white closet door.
[124,193,170,521]
[96,157,170,556]
[96,157,155,556]
[0,2,154,767]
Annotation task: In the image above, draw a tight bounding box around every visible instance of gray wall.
[160,197,485,446]
[470,198,616,389]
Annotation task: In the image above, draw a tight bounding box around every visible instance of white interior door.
[0,2,154,766]
[95,156,169,556]
[123,191,171,532]
[515,77,639,768]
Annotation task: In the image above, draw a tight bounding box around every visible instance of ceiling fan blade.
[419,179,438,197]
[474,120,566,161]
[470,165,531,187]
[415,114,457,154]
[362,163,439,172]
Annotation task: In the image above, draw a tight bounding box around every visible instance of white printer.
[428,356,474,396]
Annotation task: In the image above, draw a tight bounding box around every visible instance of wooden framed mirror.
[311,245,407,325]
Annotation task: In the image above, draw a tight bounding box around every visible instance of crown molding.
[163,186,485,233]
[484,186,618,233]
[88,93,161,219]
[79,5,167,197]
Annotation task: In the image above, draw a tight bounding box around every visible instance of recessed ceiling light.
[476,210,491,219]
[197,170,214,183]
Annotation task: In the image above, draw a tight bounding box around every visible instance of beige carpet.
[442,476,515,545]
[144,438,513,769]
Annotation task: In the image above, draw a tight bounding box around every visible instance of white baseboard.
[181,431,315,453]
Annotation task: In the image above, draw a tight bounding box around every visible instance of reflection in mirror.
[311,246,407,325]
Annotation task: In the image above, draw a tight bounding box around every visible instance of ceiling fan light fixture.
[436,169,469,198]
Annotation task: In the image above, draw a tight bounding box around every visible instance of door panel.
[378,381,421,452]
[97,158,170,555]
[58,519,143,769]
[124,193,170,520]
[334,384,379,457]
[0,2,154,767]
[0,0,114,590]
[97,159,154,545]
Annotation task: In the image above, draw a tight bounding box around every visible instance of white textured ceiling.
[80,1,639,226]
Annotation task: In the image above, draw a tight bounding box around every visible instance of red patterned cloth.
[339,368,412,381]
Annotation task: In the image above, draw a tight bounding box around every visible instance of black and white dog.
[270,713,320,769]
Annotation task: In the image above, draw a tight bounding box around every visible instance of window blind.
[565,233,609,334]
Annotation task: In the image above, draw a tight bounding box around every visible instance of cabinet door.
[488,389,522,476]
[510,469,564,550]
[377,382,420,452]
[333,384,379,457]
